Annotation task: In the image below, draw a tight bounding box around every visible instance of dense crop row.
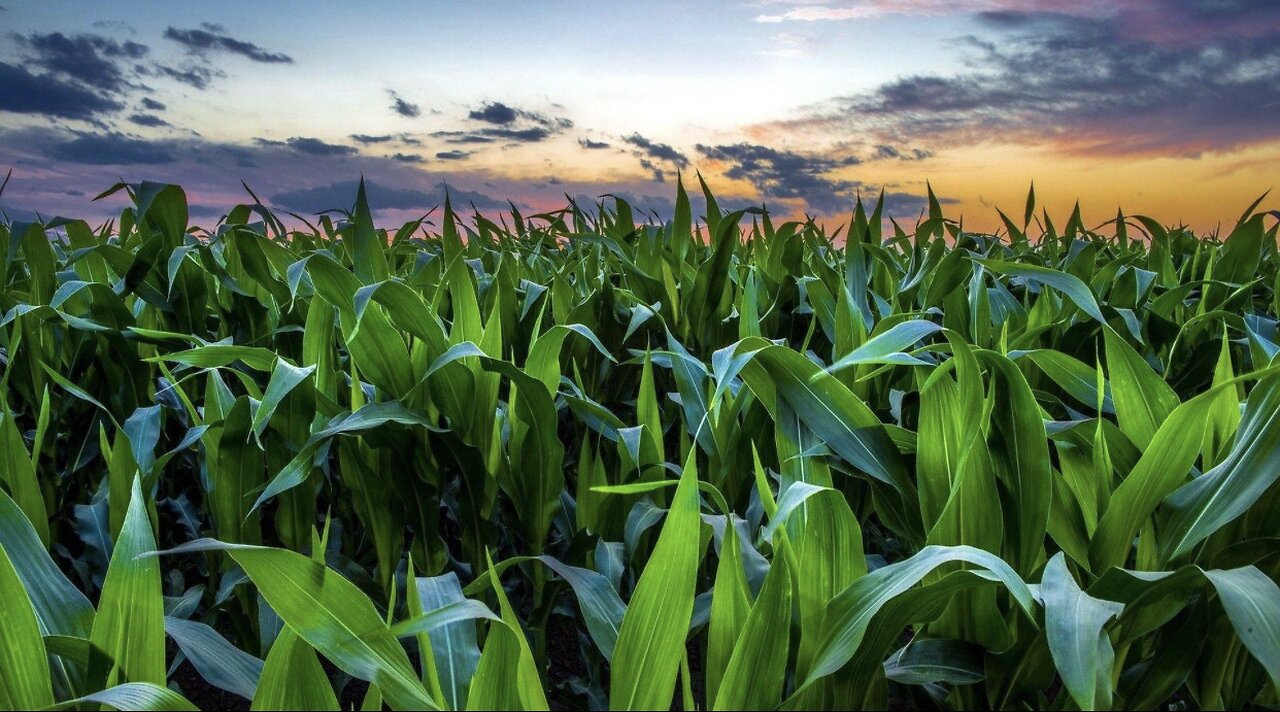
[0,178,1278,710]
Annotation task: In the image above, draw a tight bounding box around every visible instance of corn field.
[1,177,1278,710]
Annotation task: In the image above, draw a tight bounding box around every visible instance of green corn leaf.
[738,342,917,512]
[90,476,166,687]
[1158,372,1280,562]
[165,616,264,701]
[351,177,390,284]
[251,360,316,439]
[1103,325,1180,447]
[253,401,436,511]
[803,545,1035,685]
[151,344,284,372]
[0,399,48,546]
[1202,567,1280,693]
[981,351,1052,576]
[410,572,481,710]
[155,539,437,711]
[609,450,704,711]
[1013,349,1115,413]
[0,488,94,695]
[1091,563,1280,694]
[47,683,198,711]
[465,552,548,711]
[464,555,624,661]
[390,600,500,639]
[1042,553,1123,710]
[977,259,1106,323]
[712,551,792,711]
[0,542,55,709]
[1091,367,1279,571]
[706,517,752,705]
[826,319,942,372]
[251,628,339,711]
[882,639,986,686]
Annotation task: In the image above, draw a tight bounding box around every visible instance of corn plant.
[0,177,1277,710]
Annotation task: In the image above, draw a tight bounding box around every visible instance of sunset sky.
[2,0,1278,232]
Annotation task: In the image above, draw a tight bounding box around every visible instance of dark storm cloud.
[255,137,357,157]
[14,31,148,92]
[623,134,689,168]
[140,97,166,111]
[24,128,360,170]
[283,137,356,157]
[1101,0,1280,46]
[431,132,495,145]
[7,25,293,111]
[388,91,421,118]
[271,179,504,213]
[0,61,124,120]
[432,126,561,145]
[579,137,610,149]
[696,142,861,214]
[486,127,557,142]
[351,134,394,144]
[775,2,1280,157]
[151,62,223,90]
[621,133,690,183]
[872,144,931,161]
[163,27,293,64]
[437,102,574,146]
[466,101,572,128]
[128,113,169,127]
[47,132,177,165]
[349,133,426,148]
[436,150,471,161]
[391,152,425,163]
[469,102,520,125]
[638,159,666,183]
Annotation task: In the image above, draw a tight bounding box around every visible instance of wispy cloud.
[755,2,1280,157]
[696,142,860,213]
[14,31,148,92]
[255,136,357,157]
[388,90,421,118]
[469,102,521,125]
[163,25,293,63]
[128,113,170,128]
[432,101,573,146]
[622,133,689,182]
[150,62,222,90]
[0,61,124,120]
[47,132,178,164]
[752,0,1113,23]
[3,23,298,124]
[351,134,394,144]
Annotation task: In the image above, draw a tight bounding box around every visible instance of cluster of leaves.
[1,177,1278,711]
